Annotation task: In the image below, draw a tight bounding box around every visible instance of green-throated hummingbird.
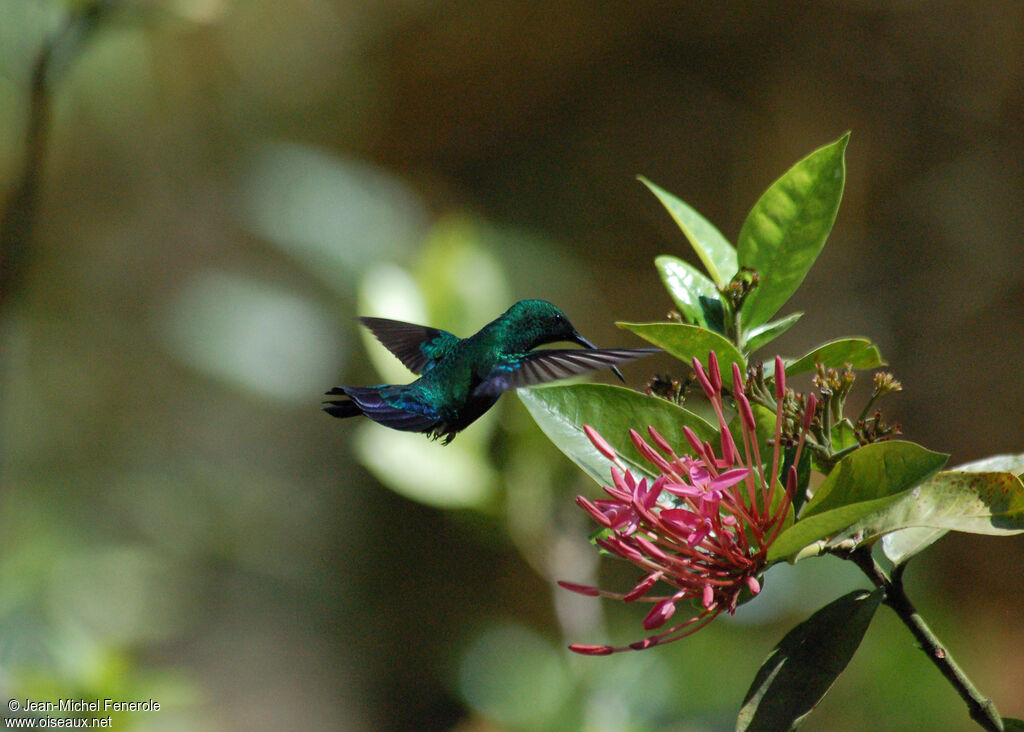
[323,299,658,443]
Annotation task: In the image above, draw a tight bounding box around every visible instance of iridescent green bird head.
[502,299,607,352]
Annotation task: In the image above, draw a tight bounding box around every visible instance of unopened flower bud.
[692,357,716,400]
[708,351,722,393]
[775,356,786,400]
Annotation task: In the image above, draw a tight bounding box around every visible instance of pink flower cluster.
[562,354,814,654]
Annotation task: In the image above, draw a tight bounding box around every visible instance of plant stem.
[1,4,104,311]
[849,549,1003,731]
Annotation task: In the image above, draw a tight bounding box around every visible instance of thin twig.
[849,548,1004,732]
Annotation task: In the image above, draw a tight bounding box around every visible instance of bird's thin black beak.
[572,332,626,382]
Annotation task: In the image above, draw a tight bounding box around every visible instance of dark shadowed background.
[2,1,1023,730]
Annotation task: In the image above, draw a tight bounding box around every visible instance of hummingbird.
[323,299,659,444]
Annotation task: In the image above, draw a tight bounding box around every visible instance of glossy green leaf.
[875,454,1024,567]
[768,442,948,561]
[617,322,745,376]
[744,312,802,354]
[654,254,719,326]
[737,589,883,732]
[738,134,849,329]
[700,296,728,335]
[880,471,1021,569]
[854,471,1024,572]
[847,470,1024,555]
[517,384,717,484]
[785,338,884,375]
[639,177,737,286]
[802,441,949,517]
[769,494,906,562]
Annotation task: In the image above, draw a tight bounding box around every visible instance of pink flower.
[561,353,812,654]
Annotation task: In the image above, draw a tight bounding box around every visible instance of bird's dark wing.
[359,317,459,375]
[474,348,660,397]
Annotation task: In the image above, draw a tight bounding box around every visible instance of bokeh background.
[2,1,1024,730]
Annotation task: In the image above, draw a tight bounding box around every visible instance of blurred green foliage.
[2,1,1024,730]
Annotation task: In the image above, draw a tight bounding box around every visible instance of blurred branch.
[0,2,107,312]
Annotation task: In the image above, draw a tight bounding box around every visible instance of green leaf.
[517,384,717,484]
[785,338,885,376]
[744,312,802,354]
[654,254,718,326]
[769,494,907,563]
[830,419,859,454]
[738,134,849,329]
[737,589,883,732]
[617,322,745,375]
[850,471,1024,560]
[875,527,948,572]
[700,296,727,335]
[861,469,1024,574]
[1002,719,1024,731]
[639,176,738,286]
[768,441,948,561]
[874,454,1024,567]
[802,441,949,517]
[954,453,1024,474]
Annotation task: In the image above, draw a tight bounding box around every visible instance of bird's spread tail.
[322,385,445,436]
[322,387,363,418]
